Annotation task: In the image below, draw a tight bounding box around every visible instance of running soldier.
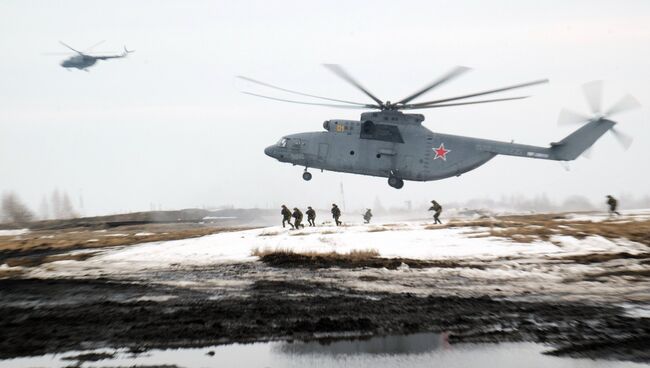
[606,195,621,216]
[363,208,373,224]
[292,207,305,229]
[331,203,342,226]
[281,205,294,229]
[429,200,443,224]
[306,206,316,227]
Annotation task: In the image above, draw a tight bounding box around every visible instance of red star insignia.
[433,143,450,161]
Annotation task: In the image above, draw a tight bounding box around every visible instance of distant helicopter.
[241,65,640,189]
[55,41,133,71]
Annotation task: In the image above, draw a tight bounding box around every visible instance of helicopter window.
[278,138,288,147]
[360,123,404,143]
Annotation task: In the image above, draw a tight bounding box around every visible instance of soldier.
[281,205,294,229]
[429,200,443,224]
[292,207,305,229]
[331,203,342,226]
[363,208,373,224]
[306,206,316,227]
[606,195,621,216]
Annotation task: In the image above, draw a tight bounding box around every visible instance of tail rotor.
[557,81,641,153]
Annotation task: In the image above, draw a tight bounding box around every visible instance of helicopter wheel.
[388,176,403,189]
[302,171,312,181]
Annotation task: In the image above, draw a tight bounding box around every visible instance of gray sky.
[1,0,649,216]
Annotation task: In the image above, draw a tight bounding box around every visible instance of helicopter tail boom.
[476,118,615,161]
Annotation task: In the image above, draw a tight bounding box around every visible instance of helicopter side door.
[318,143,329,162]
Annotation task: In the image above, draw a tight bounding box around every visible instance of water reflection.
[276,332,449,355]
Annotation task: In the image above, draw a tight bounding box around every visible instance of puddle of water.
[1,333,646,368]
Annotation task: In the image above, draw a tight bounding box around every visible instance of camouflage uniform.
[606,195,620,216]
[363,209,372,224]
[331,204,342,226]
[429,200,443,224]
[292,208,305,229]
[306,207,316,227]
[281,205,294,229]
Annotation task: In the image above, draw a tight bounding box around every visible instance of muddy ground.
[1,213,650,364]
[1,268,650,363]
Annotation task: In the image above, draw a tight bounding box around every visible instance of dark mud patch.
[2,250,99,268]
[1,278,649,362]
[554,252,650,264]
[584,268,650,281]
[62,351,115,362]
[258,252,485,270]
[0,278,202,308]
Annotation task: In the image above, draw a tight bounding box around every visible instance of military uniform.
[363,209,373,224]
[281,205,294,229]
[429,200,443,224]
[306,207,316,227]
[331,204,342,226]
[292,208,305,229]
[606,195,620,216]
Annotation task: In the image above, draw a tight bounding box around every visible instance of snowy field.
[15,210,648,304]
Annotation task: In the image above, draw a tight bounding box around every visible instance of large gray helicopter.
[56,41,133,71]
[241,65,639,189]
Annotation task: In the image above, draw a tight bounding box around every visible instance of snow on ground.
[22,212,650,303]
[28,215,646,279]
[0,229,29,236]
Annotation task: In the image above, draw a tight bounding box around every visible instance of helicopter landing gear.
[388,176,404,189]
[302,171,312,181]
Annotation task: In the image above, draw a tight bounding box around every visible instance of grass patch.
[251,248,484,270]
[426,214,650,246]
[251,247,379,259]
[367,227,388,233]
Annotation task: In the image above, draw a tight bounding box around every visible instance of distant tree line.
[0,189,78,225]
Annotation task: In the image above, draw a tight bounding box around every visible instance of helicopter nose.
[264,145,275,158]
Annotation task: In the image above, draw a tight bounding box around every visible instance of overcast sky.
[1,0,649,216]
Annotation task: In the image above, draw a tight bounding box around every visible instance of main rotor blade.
[323,64,384,106]
[59,41,82,54]
[237,76,370,106]
[407,79,549,107]
[84,40,105,53]
[396,66,470,105]
[401,96,529,110]
[582,80,603,115]
[605,94,642,116]
[241,91,377,109]
[558,108,590,126]
[610,127,633,150]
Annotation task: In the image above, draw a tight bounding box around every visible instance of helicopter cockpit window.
[278,138,288,147]
[360,121,404,143]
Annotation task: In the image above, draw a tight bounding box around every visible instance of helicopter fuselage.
[264,110,615,188]
[61,55,97,69]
